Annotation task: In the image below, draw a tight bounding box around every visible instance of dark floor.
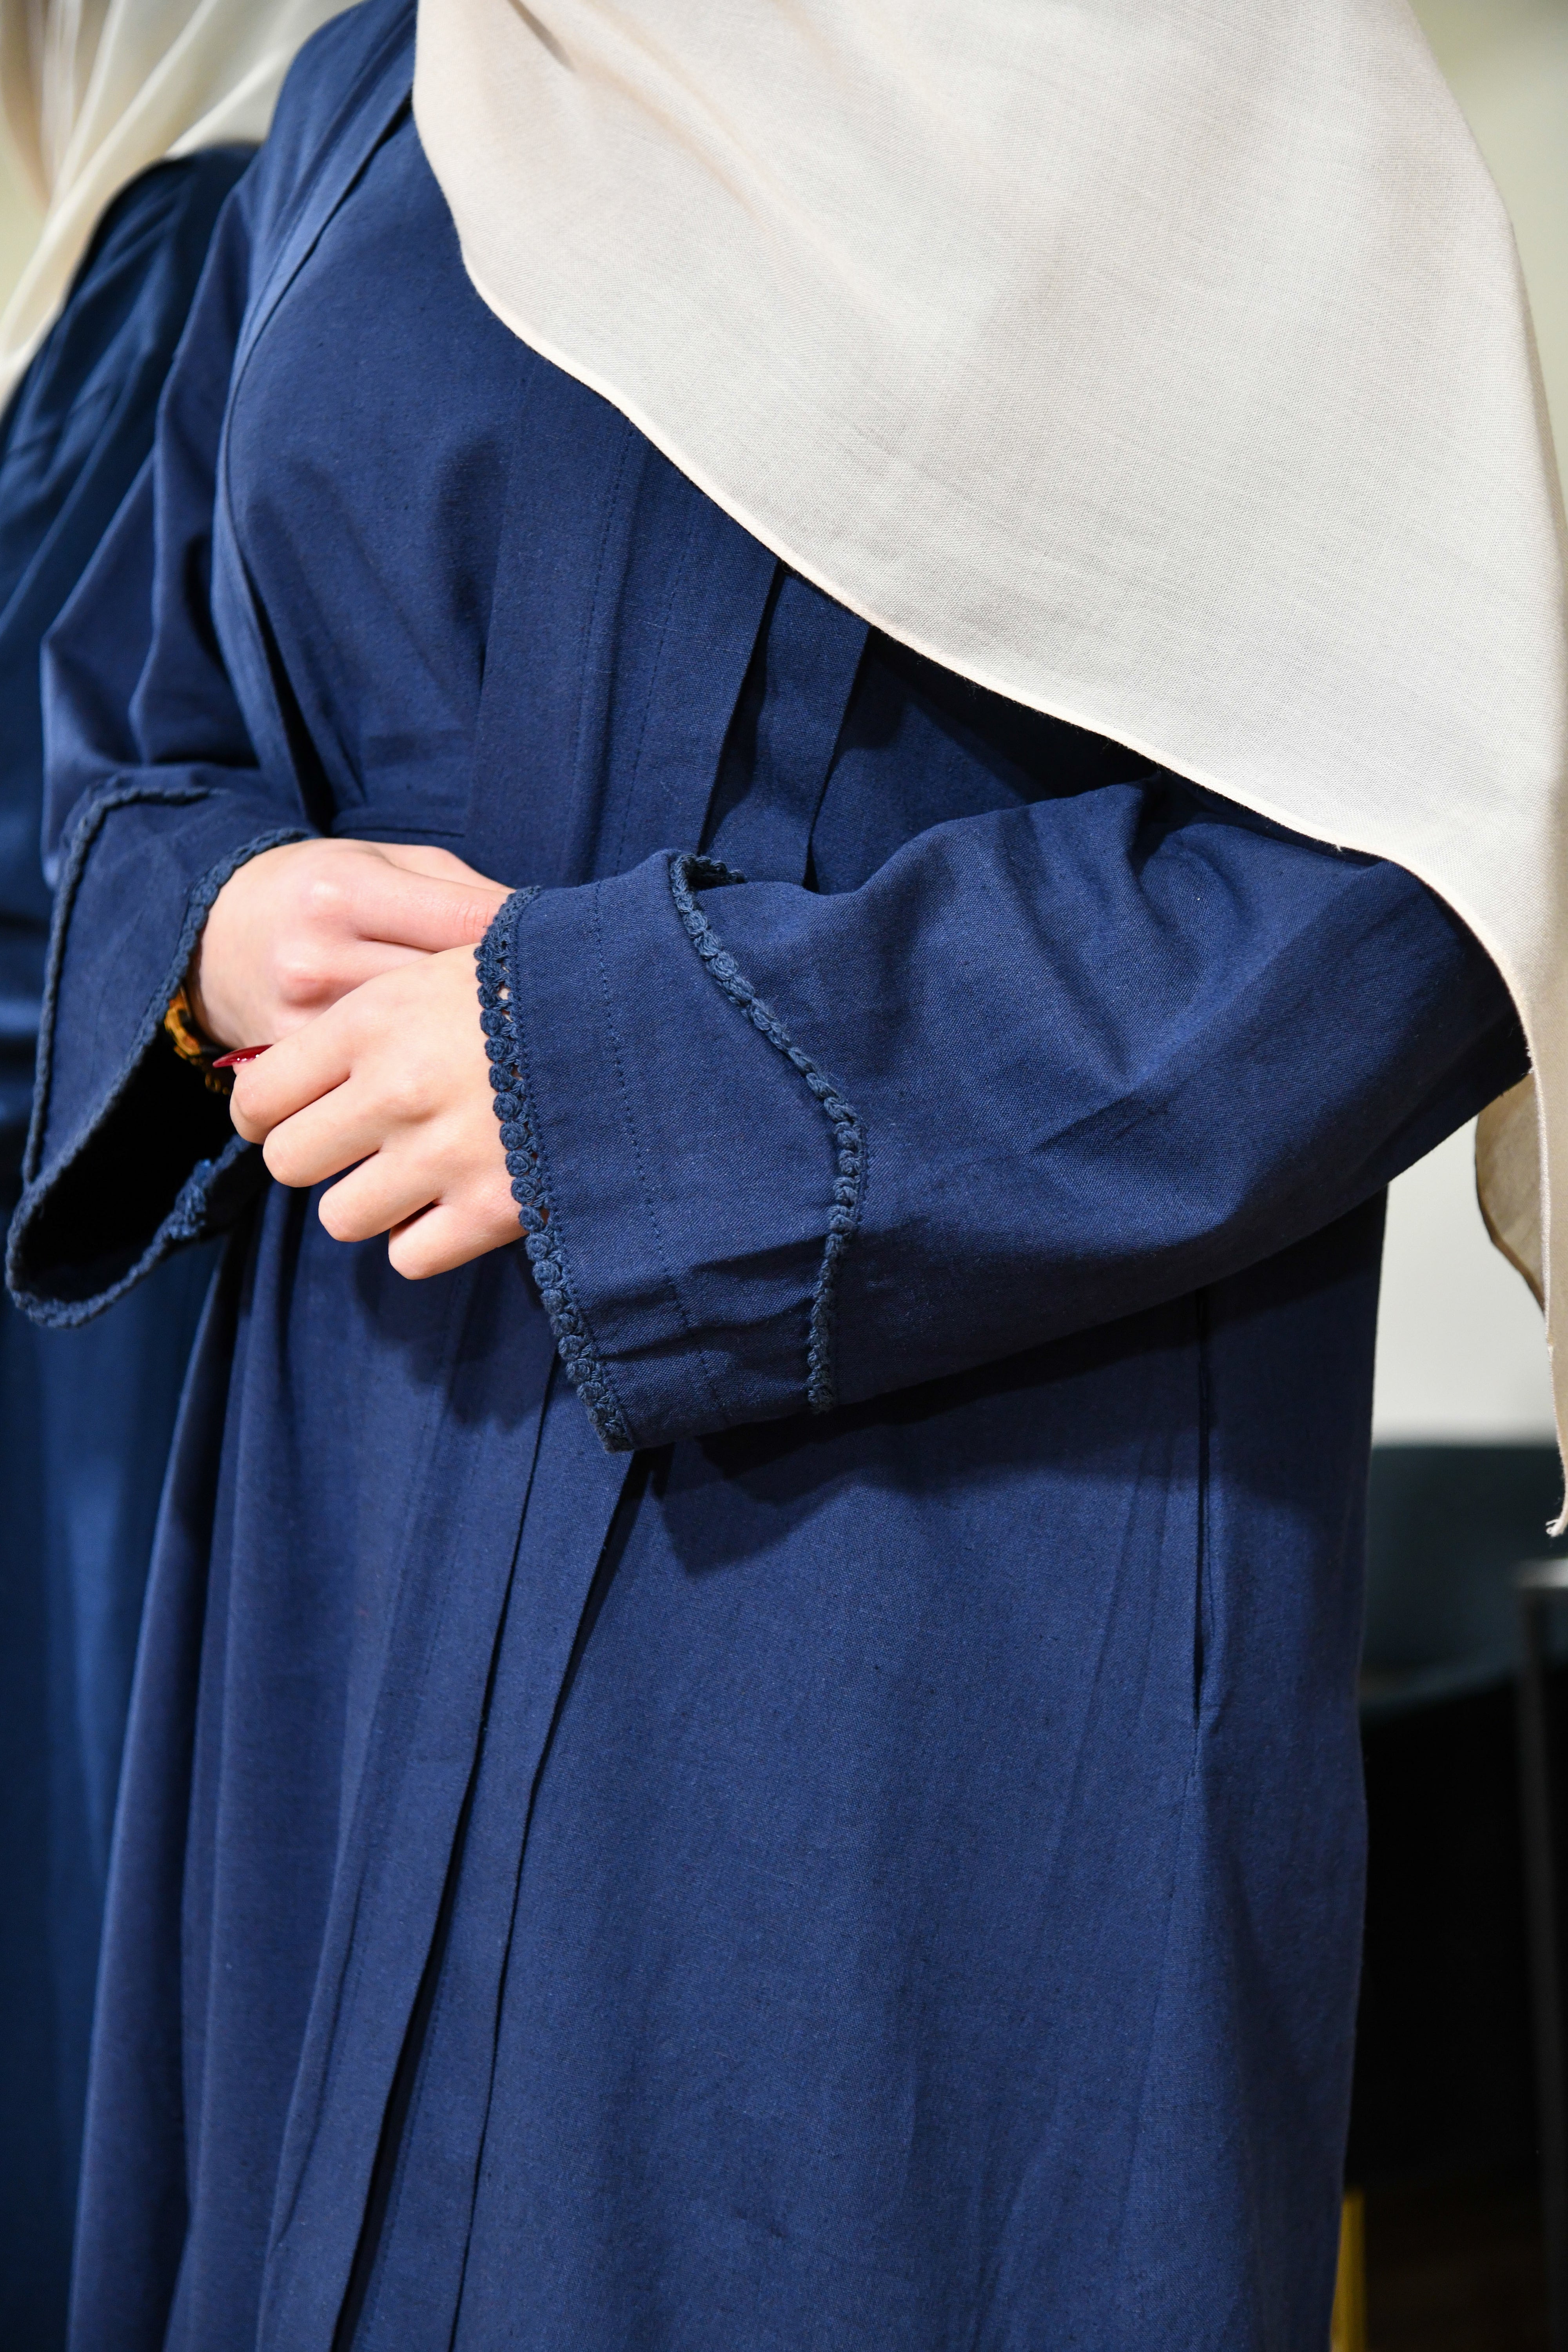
[1364,2171,1548,2352]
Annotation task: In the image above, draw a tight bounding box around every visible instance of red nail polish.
[211,1044,272,1069]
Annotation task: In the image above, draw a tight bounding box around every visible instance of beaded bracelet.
[163,982,232,1095]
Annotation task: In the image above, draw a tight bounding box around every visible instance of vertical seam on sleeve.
[476,886,636,1451]
[667,851,866,1415]
[588,886,731,1434]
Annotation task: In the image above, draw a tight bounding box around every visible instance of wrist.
[163,976,231,1094]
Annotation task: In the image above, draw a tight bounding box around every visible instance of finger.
[229,1015,354,1142]
[283,853,506,965]
[357,870,505,950]
[317,1148,440,1243]
[260,1084,397,1190]
[268,937,429,1029]
[348,864,510,955]
[385,1185,521,1280]
[362,842,513,895]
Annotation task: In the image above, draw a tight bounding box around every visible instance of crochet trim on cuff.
[9,802,309,1323]
[476,886,635,1451]
[668,852,866,1416]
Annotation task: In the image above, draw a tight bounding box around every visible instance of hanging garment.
[0,30,355,2342]
[6,7,1531,2348]
[0,147,248,2352]
[0,0,352,407]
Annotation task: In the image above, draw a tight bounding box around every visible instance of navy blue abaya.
[0,147,247,2348]
[8,8,1530,2346]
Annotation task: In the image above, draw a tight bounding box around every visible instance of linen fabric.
[7,11,1530,2342]
[412,0,1568,1485]
[0,149,250,1167]
[0,147,243,2350]
[0,0,352,407]
[0,1220,215,2351]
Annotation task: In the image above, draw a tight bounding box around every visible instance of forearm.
[481,786,1525,1448]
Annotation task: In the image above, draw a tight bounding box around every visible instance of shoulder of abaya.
[243,0,416,237]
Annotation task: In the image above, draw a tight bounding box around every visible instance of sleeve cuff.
[478,853,863,1450]
[7,786,310,1321]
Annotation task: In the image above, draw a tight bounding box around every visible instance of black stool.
[1515,1559,1568,2352]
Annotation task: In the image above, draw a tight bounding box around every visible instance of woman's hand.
[228,944,519,1279]
[190,837,512,1051]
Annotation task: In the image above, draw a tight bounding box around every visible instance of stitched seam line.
[605,481,694,879]
[667,853,866,1415]
[559,436,637,882]
[589,886,730,1434]
[476,888,635,1450]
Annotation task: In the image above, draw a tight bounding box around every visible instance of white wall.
[1373,0,1568,1442]
[1372,1124,1556,1439]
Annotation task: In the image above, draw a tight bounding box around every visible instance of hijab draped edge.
[416,0,1568,1512]
[0,0,352,408]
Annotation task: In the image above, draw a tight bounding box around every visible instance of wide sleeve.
[478,781,1526,1449]
[0,148,256,1185]
[7,189,312,1325]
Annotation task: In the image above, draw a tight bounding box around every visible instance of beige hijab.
[415,0,1568,1507]
[0,0,351,408]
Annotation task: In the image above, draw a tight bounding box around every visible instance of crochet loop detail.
[668,853,866,1415]
[476,887,634,1450]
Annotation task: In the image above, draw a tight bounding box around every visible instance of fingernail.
[211,1044,272,1069]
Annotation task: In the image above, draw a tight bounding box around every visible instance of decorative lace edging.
[8,798,309,1324]
[668,853,865,1416]
[476,886,635,1450]
[25,787,307,1189]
